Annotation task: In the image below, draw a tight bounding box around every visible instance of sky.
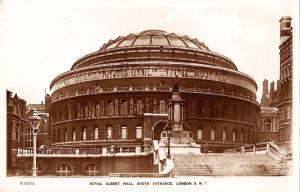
[0,0,296,104]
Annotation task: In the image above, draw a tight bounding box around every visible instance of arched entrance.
[152,120,167,140]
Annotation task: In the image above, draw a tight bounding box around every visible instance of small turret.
[260,79,269,107]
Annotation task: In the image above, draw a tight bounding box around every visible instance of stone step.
[172,153,284,176]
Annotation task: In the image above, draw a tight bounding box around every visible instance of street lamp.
[29,109,41,176]
[165,125,172,159]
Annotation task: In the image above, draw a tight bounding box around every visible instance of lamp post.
[29,109,41,176]
[165,126,172,159]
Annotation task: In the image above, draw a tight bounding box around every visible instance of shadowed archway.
[151,120,167,140]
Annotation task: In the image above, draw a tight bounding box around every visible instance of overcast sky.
[0,0,296,104]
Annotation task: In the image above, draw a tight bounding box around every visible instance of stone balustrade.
[224,141,284,162]
[17,145,150,158]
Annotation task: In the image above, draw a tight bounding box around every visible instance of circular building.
[50,29,260,152]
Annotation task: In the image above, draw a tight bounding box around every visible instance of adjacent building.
[257,16,293,152]
[278,16,293,152]
[257,79,279,143]
[6,90,27,175]
[256,107,279,143]
[25,97,50,148]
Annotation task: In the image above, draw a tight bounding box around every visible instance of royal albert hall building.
[50,29,260,153]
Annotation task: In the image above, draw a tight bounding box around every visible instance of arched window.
[96,103,100,117]
[72,103,77,119]
[159,100,166,114]
[57,129,61,142]
[100,101,105,116]
[216,102,222,117]
[121,126,127,139]
[244,108,248,121]
[59,107,62,121]
[114,99,119,115]
[222,103,227,118]
[210,101,216,117]
[64,129,68,142]
[107,100,114,116]
[197,101,203,116]
[85,164,98,176]
[82,128,87,141]
[94,128,99,140]
[248,130,251,143]
[77,103,81,119]
[223,129,226,141]
[72,128,76,141]
[64,105,68,120]
[53,129,56,143]
[210,128,215,141]
[245,108,249,122]
[232,105,237,120]
[240,107,244,121]
[136,126,142,139]
[241,130,244,143]
[197,128,203,140]
[56,164,72,176]
[84,104,88,118]
[68,104,72,119]
[137,100,143,115]
[120,100,128,116]
[107,126,113,139]
[80,104,85,118]
[91,103,96,117]
[232,130,236,142]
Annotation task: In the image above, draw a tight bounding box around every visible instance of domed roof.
[69,29,238,71]
[100,29,210,51]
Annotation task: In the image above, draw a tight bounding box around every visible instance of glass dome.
[100,29,210,51]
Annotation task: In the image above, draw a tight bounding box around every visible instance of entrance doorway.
[152,120,167,140]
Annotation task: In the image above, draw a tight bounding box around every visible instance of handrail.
[161,158,174,175]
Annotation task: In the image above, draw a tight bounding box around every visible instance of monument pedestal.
[159,87,201,155]
[159,131,201,154]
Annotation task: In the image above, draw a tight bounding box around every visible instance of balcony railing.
[198,140,249,146]
[16,145,151,158]
[51,86,257,103]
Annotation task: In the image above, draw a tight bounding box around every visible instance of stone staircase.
[173,153,290,176]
